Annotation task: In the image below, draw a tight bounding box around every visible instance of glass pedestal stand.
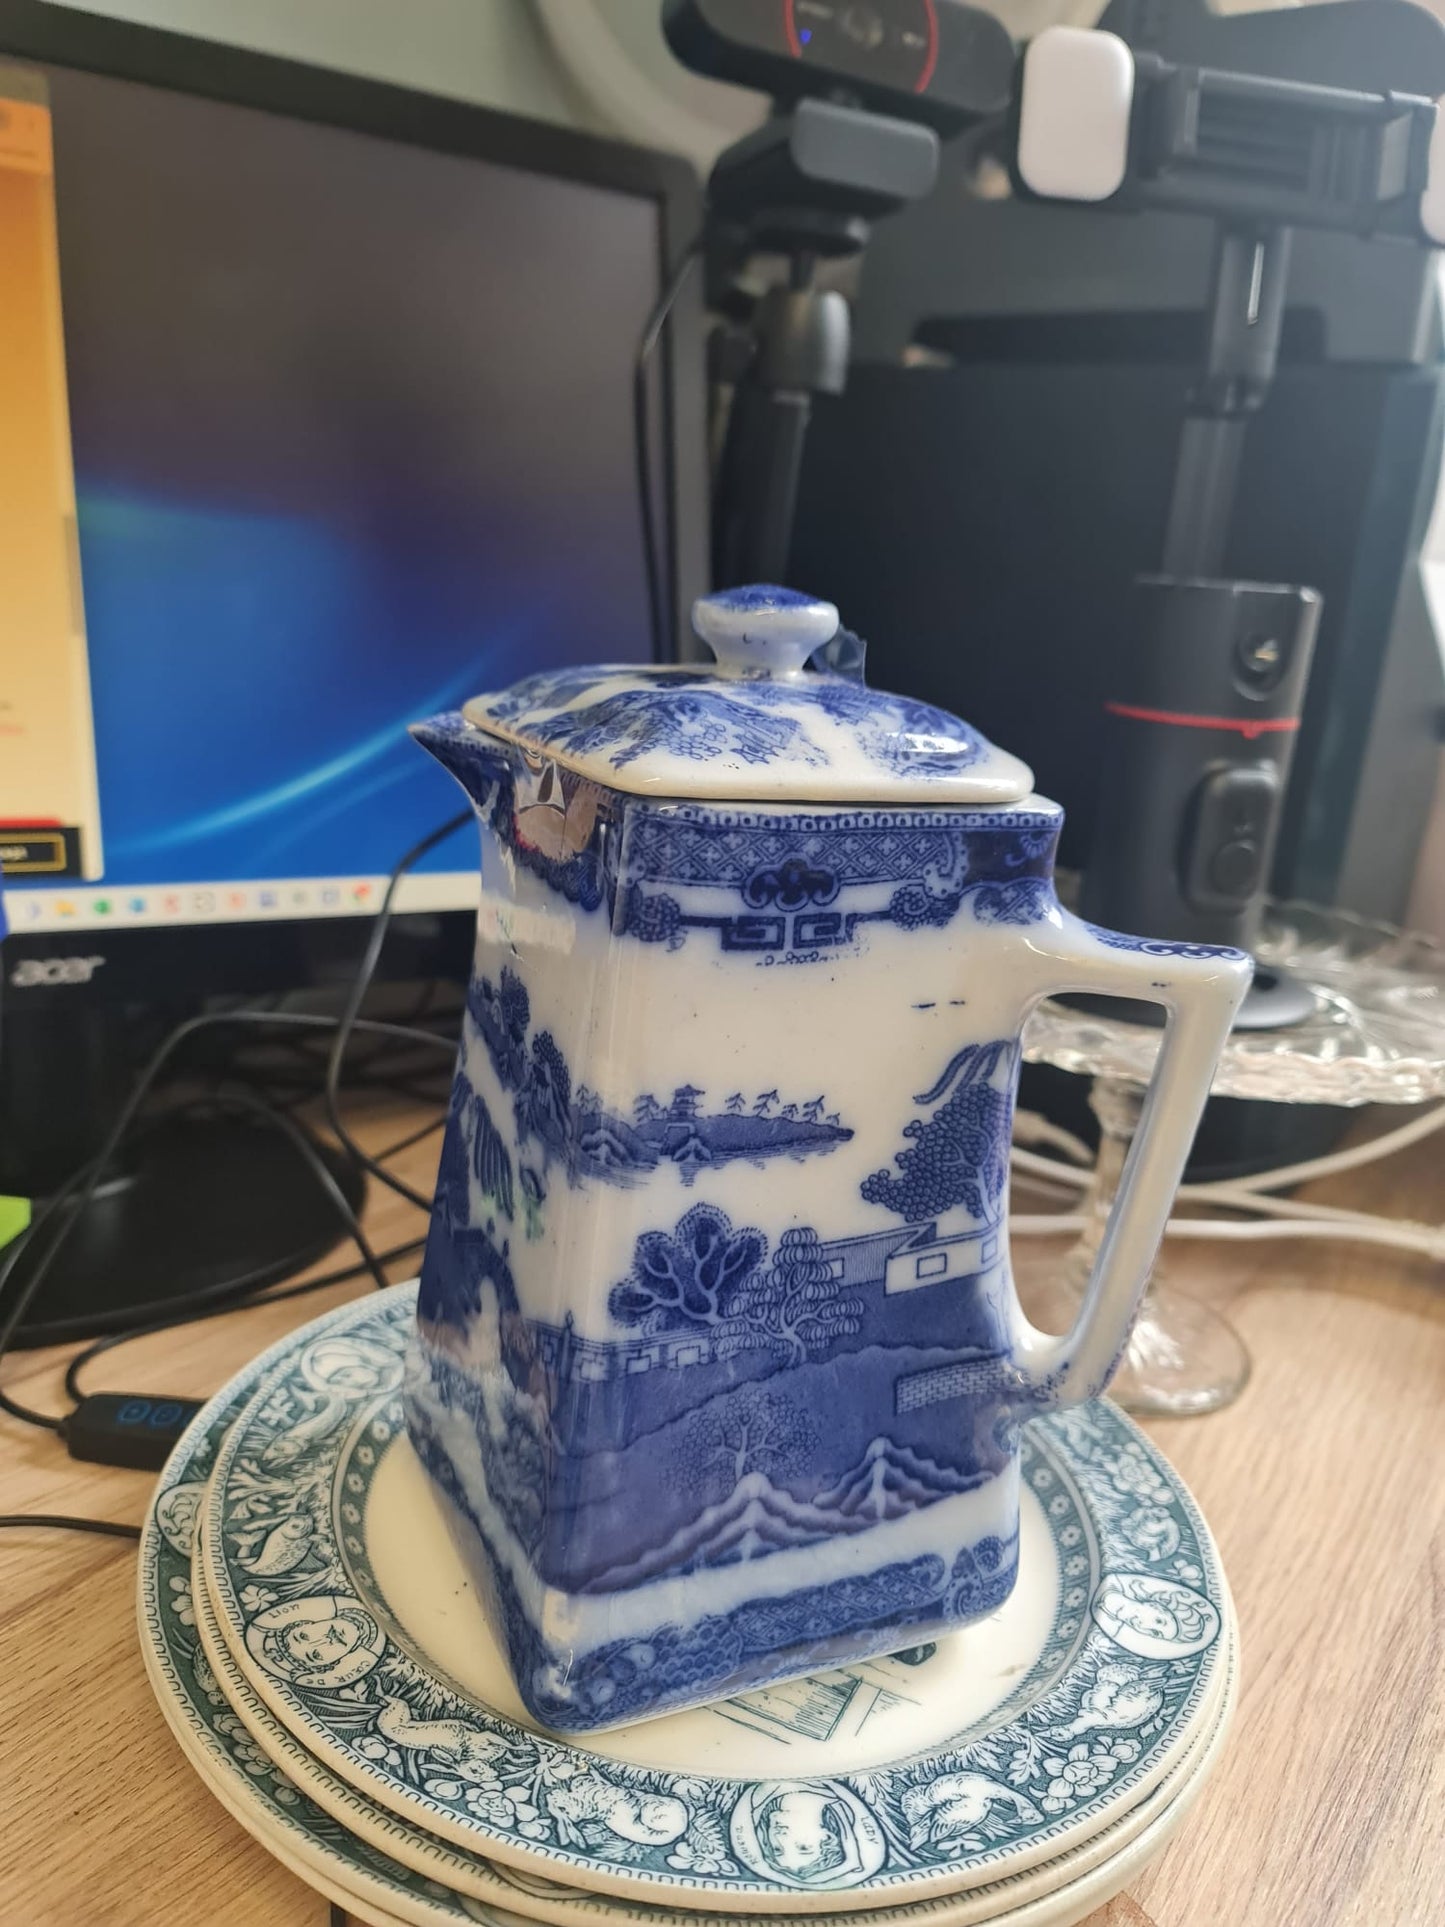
[1027,1078,1252,1415]
[1023,902,1445,1417]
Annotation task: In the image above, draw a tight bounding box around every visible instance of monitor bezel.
[0,0,707,1005]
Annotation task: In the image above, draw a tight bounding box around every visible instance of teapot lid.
[461,586,1034,805]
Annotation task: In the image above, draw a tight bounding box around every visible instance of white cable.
[1010,1155,1442,1241]
[1009,1211,1444,1259]
[1011,1127,1444,1238]
[1012,1149,1430,1230]
[1008,1086,1445,1262]
[1012,1109,1094,1167]
[1184,1101,1445,1196]
[1186,1186,1422,1230]
[1161,1217,1441,1256]
[1012,1102,1445,1201]
[1012,1144,1092,1188]
[1009,1213,1088,1234]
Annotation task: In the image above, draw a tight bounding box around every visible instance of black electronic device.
[1009,24,1442,1016]
[705,97,940,584]
[1075,219,1322,1013]
[689,3,1444,1015]
[811,0,1445,936]
[667,0,946,587]
[663,0,1016,130]
[783,0,1445,1159]
[1086,575,1321,974]
[0,0,706,1342]
[1014,35,1438,239]
[62,1391,207,1471]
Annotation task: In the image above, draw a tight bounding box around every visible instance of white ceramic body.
[405,717,1249,1731]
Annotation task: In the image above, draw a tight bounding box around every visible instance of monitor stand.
[0,1008,366,1347]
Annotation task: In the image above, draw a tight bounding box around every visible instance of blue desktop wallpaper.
[76,483,540,884]
[33,63,663,889]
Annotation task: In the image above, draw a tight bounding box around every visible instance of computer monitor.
[0,0,704,984]
[0,0,705,1333]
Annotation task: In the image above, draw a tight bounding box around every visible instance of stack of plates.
[138,1287,1236,1927]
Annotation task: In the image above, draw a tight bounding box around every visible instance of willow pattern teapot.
[405,586,1249,1732]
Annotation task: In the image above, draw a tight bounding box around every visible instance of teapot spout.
[411,711,495,811]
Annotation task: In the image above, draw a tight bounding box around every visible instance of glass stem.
[1056,1076,1252,1416]
[1068,1077,1145,1293]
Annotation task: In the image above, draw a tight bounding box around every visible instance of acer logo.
[9,955,107,988]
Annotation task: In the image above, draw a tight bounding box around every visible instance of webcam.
[662,0,1016,129]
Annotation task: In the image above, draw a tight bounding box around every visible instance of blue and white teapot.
[406,585,1249,1733]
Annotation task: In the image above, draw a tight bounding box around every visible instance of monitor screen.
[0,51,673,939]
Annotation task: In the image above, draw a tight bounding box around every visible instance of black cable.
[0,1384,63,1431]
[0,1087,394,1431]
[322,812,471,1213]
[0,817,462,1426]
[62,1234,426,1408]
[214,1014,459,1089]
[367,1076,452,1109]
[268,1016,443,1088]
[242,1063,453,1113]
[635,236,701,663]
[9,1141,427,1358]
[375,1111,448,1164]
[222,1088,391,1294]
[0,1513,141,1541]
[0,1010,451,1407]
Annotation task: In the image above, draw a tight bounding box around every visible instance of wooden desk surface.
[2,1097,1441,1927]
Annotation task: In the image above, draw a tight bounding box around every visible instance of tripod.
[1081,219,1321,1029]
[705,97,938,589]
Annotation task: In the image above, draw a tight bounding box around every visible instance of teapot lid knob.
[691,585,839,679]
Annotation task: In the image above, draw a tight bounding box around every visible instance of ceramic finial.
[691,585,839,679]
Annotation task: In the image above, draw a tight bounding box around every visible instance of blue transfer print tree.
[608,1204,767,1331]
[519,1163,546,1241]
[472,966,531,1092]
[608,1213,865,1366]
[470,1089,515,1223]
[677,1387,821,1498]
[736,1225,864,1363]
[432,1093,472,1233]
[862,1040,1017,1225]
[515,1029,572,1160]
[433,1084,513,1229]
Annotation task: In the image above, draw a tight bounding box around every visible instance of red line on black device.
[1103,702,1301,741]
[1086,578,1321,954]
[663,0,1011,131]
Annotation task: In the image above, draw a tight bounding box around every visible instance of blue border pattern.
[412,715,1063,955]
[1082,924,1251,964]
[198,1288,1229,1904]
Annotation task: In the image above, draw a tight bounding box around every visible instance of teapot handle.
[1007,911,1252,1410]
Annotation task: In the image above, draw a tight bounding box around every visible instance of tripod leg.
[712,282,850,588]
[714,377,814,586]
